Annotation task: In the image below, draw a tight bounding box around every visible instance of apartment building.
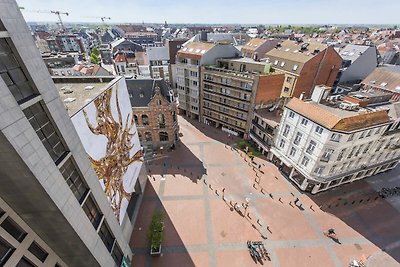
[249,107,282,156]
[113,52,139,76]
[270,85,400,194]
[241,38,279,60]
[265,40,342,98]
[46,35,87,54]
[335,44,378,86]
[360,65,400,101]
[201,58,285,137]
[147,47,170,82]
[0,3,137,266]
[126,79,178,156]
[174,41,240,120]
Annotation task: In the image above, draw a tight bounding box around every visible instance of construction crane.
[100,17,111,22]
[50,10,69,31]
[19,7,69,31]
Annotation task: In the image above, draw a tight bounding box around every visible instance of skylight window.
[274,60,279,65]
[348,52,355,56]
[370,80,376,84]
[201,50,206,54]
[280,61,285,67]
[285,48,290,52]
[380,82,387,87]
[293,64,298,71]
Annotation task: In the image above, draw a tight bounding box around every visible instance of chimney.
[311,85,331,103]
[200,31,207,42]
[299,92,305,101]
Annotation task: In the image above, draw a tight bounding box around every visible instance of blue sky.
[16,0,400,25]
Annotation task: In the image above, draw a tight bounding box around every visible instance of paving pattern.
[130,116,400,267]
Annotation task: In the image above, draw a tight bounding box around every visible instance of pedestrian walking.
[278,197,282,203]
[294,197,299,205]
[269,193,273,199]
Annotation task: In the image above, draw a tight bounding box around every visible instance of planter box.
[150,244,162,255]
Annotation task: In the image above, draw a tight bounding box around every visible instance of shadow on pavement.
[308,176,400,264]
[146,140,206,183]
[130,179,196,267]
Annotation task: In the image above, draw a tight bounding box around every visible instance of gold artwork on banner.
[83,83,142,222]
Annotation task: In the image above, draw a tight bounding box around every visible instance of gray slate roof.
[147,47,169,61]
[339,44,371,63]
[126,78,172,107]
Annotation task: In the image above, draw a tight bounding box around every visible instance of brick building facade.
[127,79,179,156]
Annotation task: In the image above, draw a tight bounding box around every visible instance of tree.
[90,47,100,64]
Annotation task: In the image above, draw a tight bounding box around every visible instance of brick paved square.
[130,116,400,267]
[162,175,203,197]
[162,199,208,246]
[275,247,337,267]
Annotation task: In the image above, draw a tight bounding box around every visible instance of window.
[59,158,89,203]
[0,207,4,218]
[159,131,169,142]
[98,221,115,252]
[280,61,285,67]
[172,111,177,123]
[288,111,295,118]
[321,148,334,162]
[274,60,278,65]
[286,76,292,83]
[23,102,68,164]
[279,139,285,148]
[82,194,103,229]
[293,64,298,71]
[306,140,316,154]
[348,134,354,141]
[337,148,346,161]
[330,133,341,142]
[1,217,27,242]
[28,242,48,262]
[157,99,162,105]
[141,114,149,125]
[111,242,123,266]
[0,237,15,266]
[144,132,152,142]
[359,131,366,139]
[366,130,372,137]
[301,156,310,167]
[283,87,290,93]
[283,124,290,137]
[314,166,325,175]
[133,115,138,125]
[301,118,308,126]
[347,146,357,158]
[289,147,296,157]
[16,257,36,267]
[375,127,381,134]
[315,126,323,134]
[329,165,337,174]
[363,142,372,154]
[157,114,165,128]
[294,132,302,145]
[0,38,37,103]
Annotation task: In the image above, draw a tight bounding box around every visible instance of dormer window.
[280,61,285,67]
[274,60,279,65]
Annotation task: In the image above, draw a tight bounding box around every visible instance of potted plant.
[148,211,164,255]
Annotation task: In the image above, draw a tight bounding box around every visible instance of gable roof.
[177,42,216,59]
[147,46,169,61]
[286,97,390,132]
[126,78,172,107]
[265,40,329,73]
[242,38,267,52]
[361,66,400,92]
[338,44,372,63]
